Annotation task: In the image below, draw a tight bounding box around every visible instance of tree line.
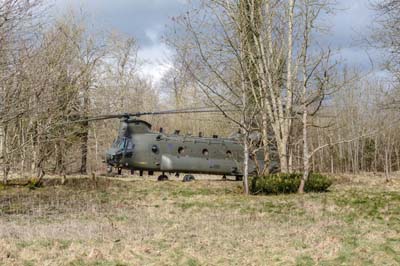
[0,1,161,183]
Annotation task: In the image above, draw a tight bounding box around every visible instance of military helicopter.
[79,108,266,181]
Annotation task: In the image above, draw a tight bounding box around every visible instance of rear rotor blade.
[127,109,232,117]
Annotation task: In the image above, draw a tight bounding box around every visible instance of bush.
[27,178,43,190]
[303,173,333,193]
[250,173,332,195]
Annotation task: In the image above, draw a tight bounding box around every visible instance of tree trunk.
[80,84,90,174]
[80,121,89,174]
[288,148,293,173]
[1,125,9,184]
[55,141,65,176]
[299,108,309,194]
[243,138,249,195]
[330,147,334,174]
[277,141,288,173]
[385,145,390,182]
[261,114,270,175]
[374,136,378,172]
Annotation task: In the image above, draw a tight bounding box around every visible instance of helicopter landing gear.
[182,174,195,182]
[222,175,227,181]
[117,168,122,175]
[235,175,243,181]
[107,166,113,174]
[157,173,168,181]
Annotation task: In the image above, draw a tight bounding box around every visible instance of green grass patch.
[176,201,217,210]
[186,258,201,266]
[332,190,400,223]
[172,188,215,197]
[23,260,35,266]
[27,178,43,190]
[296,255,315,266]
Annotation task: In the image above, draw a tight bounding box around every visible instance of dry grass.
[0,173,399,266]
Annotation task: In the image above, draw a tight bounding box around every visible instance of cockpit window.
[112,139,120,149]
[112,137,133,151]
[119,123,129,138]
[126,140,133,150]
[119,139,126,150]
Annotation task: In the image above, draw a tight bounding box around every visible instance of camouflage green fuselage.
[106,119,264,176]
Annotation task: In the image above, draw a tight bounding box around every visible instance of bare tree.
[372,1,400,78]
[295,0,336,193]
[0,0,44,183]
[168,0,266,194]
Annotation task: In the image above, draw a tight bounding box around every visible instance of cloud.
[138,41,174,84]
[51,0,185,83]
[318,0,381,69]
[51,0,379,82]
[52,0,186,45]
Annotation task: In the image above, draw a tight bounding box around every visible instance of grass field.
[0,174,399,266]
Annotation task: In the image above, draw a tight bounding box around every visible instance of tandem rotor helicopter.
[75,108,267,181]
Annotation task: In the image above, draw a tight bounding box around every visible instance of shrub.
[27,178,43,190]
[303,173,333,193]
[250,173,332,195]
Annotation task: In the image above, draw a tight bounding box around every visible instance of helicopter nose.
[105,152,113,163]
[106,149,122,166]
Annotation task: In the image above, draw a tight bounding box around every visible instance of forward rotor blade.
[61,114,127,125]
[62,107,236,124]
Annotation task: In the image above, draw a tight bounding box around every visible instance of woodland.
[1,0,400,194]
[1,1,400,265]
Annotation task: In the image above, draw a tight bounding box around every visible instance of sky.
[51,0,378,83]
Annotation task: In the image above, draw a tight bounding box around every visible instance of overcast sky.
[52,0,378,83]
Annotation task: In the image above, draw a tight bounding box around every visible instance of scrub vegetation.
[1,174,399,265]
[250,173,333,195]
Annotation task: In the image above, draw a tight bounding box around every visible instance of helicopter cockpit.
[105,119,151,170]
[106,135,134,167]
[112,137,134,155]
[106,122,134,167]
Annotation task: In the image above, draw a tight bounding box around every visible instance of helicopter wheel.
[222,175,227,181]
[117,168,122,175]
[157,174,168,181]
[107,166,112,174]
[182,174,195,182]
[235,175,243,181]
